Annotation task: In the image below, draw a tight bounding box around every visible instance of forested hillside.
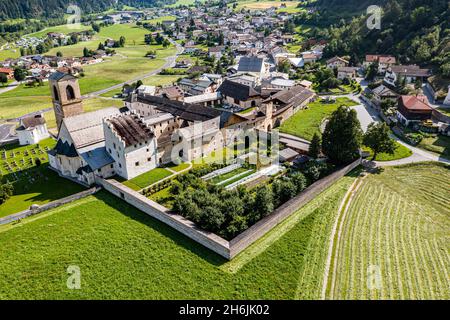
[0,0,168,21]
[306,0,450,78]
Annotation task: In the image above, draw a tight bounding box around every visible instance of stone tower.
[49,71,84,131]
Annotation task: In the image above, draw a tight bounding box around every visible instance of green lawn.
[279,97,359,140]
[0,169,357,299]
[121,168,173,191]
[363,141,413,161]
[328,163,450,299]
[0,165,85,217]
[436,107,450,117]
[209,167,249,185]
[418,135,450,160]
[164,162,191,172]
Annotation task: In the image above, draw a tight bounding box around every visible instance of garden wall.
[228,158,362,258]
[97,177,231,259]
[97,159,361,260]
[0,187,101,225]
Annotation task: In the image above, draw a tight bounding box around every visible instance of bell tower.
[49,72,84,131]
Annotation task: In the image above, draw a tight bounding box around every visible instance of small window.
[146,148,149,152]
[108,148,111,153]
[147,157,151,162]
[110,164,113,168]
[113,143,116,149]
[119,163,122,168]
[135,161,139,166]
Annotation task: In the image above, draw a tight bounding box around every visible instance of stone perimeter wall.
[96,177,231,259]
[229,158,362,258]
[97,158,361,260]
[0,186,101,225]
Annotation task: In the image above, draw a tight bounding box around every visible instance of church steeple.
[49,71,84,131]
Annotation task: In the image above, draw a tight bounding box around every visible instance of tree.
[363,122,397,160]
[309,133,321,159]
[119,36,126,47]
[162,38,170,48]
[322,106,362,165]
[0,177,13,205]
[83,47,89,57]
[92,23,101,33]
[0,73,7,86]
[56,51,63,57]
[365,62,378,81]
[14,67,27,82]
[252,186,274,222]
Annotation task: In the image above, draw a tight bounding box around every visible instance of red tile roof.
[400,95,432,111]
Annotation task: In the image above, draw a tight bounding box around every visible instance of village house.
[384,65,431,87]
[337,67,358,80]
[363,54,397,74]
[0,67,14,79]
[371,84,398,105]
[326,56,349,69]
[396,95,433,126]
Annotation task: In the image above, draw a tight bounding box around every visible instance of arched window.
[53,86,60,101]
[251,100,256,107]
[66,85,76,100]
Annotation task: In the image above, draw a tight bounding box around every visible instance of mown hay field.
[327,163,450,299]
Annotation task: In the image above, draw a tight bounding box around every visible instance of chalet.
[237,56,268,83]
[371,84,398,104]
[337,67,358,80]
[384,65,431,87]
[302,52,319,64]
[364,55,397,74]
[326,56,349,69]
[396,95,433,126]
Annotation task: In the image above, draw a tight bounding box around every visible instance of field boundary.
[321,174,366,299]
[0,186,100,225]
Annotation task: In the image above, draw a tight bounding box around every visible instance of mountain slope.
[314,0,450,77]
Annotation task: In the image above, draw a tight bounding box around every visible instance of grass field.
[121,168,173,191]
[0,24,177,123]
[418,135,450,161]
[327,163,450,299]
[0,169,357,299]
[363,141,413,162]
[0,165,85,217]
[279,97,359,140]
[231,0,301,11]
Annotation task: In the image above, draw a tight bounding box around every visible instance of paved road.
[0,81,19,95]
[82,39,184,99]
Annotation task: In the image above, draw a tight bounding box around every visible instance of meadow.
[0,23,177,126]
[231,0,301,11]
[0,169,357,299]
[326,163,450,299]
[279,97,358,140]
